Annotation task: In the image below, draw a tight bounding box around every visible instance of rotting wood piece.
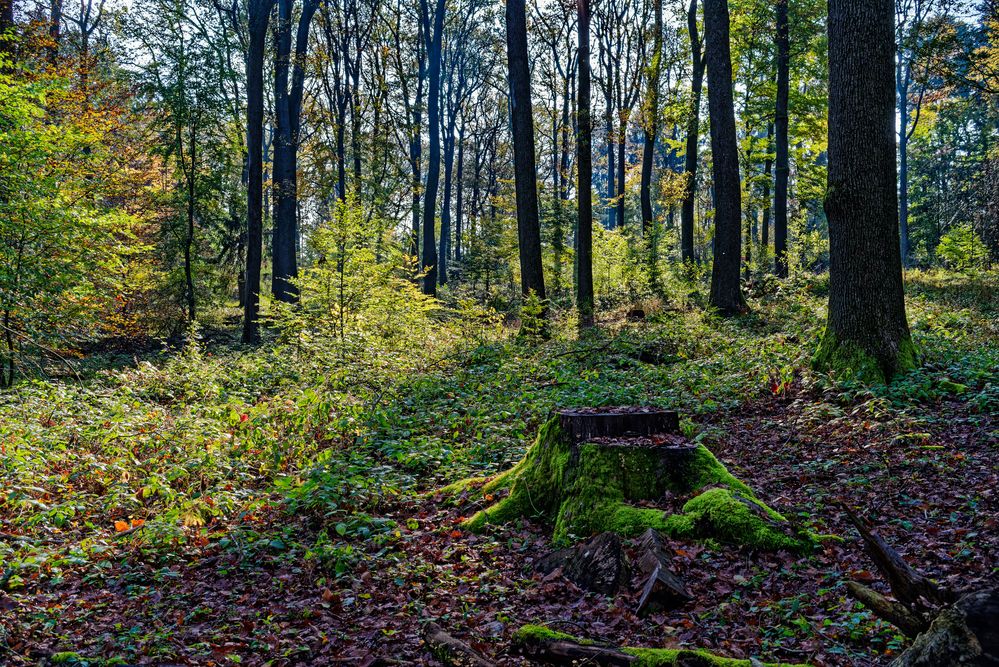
[557,407,680,443]
[840,503,952,609]
[635,529,692,615]
[845,581,927,638]
[534,531,627,594]
[892,588,999,666]
[838,503,997,665]
[421,622,495,667]
[514,631,637,666]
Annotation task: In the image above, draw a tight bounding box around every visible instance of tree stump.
[455,407,808,550]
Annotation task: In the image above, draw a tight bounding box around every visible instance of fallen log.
[838,503,997,665]
[840,502,952,609]
[512,625,808,666]
[422,622,495,667]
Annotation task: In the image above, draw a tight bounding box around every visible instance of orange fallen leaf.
[114,520,129,532]
[130,519,145,529]
[449,529,462,539]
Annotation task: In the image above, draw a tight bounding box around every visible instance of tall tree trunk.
[506,0,547,305]
[439,127,454,285]
[681,0,704,263]
[897,72,911,265]
[816,0,916,384]
[243,0,274,344]
[455,119,465,262]
[576,0,594,325]
[272,0,317,303]
[420,0,445,295]
[774,0,790,278]
[616,119,626,229]
[185,122,197,322]
[336,101,348,200]
[640,0,662,236]
[271,0,294,301]
[703,0,745,315]
[761,121,773,255]
[606,106,616,229]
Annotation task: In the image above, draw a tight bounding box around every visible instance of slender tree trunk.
[761,121,773,255]
[420,0,445,295]
[351,66,363,192]
[576,0,594,325]
[681,0,704,263]
[336,102,348,200]
[185,122,197,322]
[774,0,790,278]
[704,0,745,315]
[243,0,274,344]
[439,127,454,285]
[816,0,916,383]
[506,0,547,305]
[616,120,626,229]
[455,120,465,262]
[606,105,616,229]
[898,77,911,265]
[271,0,294,301]
[640,0,662,236]
[410,129,422,258]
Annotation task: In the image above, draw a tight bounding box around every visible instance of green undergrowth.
[512,624,810,666]
[1,271,995,596]
[456,417,810,550]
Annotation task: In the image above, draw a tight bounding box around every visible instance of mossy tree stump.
[451,407,808,550]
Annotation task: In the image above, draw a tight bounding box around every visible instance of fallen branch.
[421,622,495,667]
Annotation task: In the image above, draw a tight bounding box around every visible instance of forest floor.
[1,271,997,666]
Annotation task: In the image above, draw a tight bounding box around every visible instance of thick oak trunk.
[816,0,916,383]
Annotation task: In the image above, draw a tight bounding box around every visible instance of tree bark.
[817,0,916,383]
[506,0,547,304]
[575,0,595,326]
[640,0,662,236]
[774,0,790,278]
[48,0,62,65]
[439,120,454,285]
[455,119,465,262]
[421,0,445,295]
[761,121,773,255]
[680,0,704,264]
[703,0,745,315]
[242,0,274,344]
[271,0,317,304]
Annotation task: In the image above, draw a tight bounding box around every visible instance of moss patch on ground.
[453,417,811,550]
[513,624,810,666]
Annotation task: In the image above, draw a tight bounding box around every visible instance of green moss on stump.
[513,624,809,667]
[813,328,918,384]
[455,416,810,550]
